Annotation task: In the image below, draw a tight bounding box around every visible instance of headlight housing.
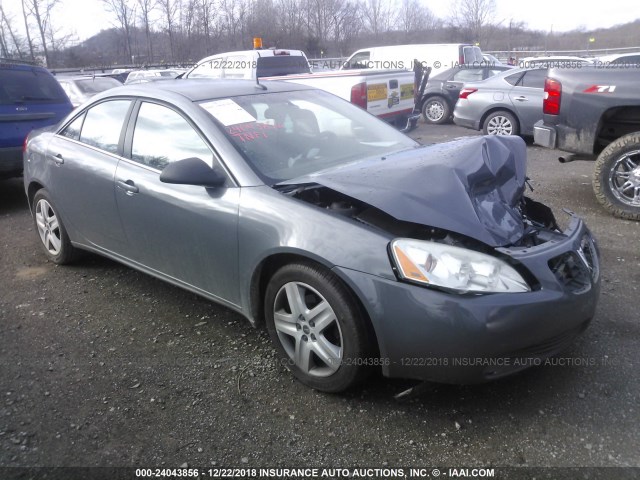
[390,238,530,294]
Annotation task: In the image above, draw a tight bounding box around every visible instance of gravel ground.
[1,123,639,475]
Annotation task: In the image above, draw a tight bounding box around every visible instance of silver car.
[56,76,123,108]
[453,67,548,136]
[23,80,600,392]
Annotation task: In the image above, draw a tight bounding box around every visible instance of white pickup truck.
[184,48,417,128]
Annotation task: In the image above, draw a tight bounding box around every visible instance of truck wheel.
[593,132,640,220]
[482,111,519,136]
[422,96,450,124]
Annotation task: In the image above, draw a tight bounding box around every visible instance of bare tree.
[331,1,361,55]
[158,0,179,61]
[102,0,136,63]
[362,0,394,37]
[396,0,438,35]
[0,5,25,58]
[137,0,154,63]
[20,0,36,61]
[449,0,496,44]
[21,0,63,67]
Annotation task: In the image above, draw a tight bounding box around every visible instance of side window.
[504,72,524,86]
[131,102,214,171]
[59,114,85,141]
[519,69,546,88]
[346,51,370,70]
[79,100,131,154]
[451,68,483,82]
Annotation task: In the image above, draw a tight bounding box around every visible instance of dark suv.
[1,60,73,178]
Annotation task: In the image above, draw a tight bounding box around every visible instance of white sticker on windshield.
[200,99,256,126]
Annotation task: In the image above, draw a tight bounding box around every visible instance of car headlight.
[390,238,530,293]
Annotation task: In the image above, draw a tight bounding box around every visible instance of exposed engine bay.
[282,184,565,252]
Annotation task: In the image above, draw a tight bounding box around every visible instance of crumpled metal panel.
[284,135,528,247]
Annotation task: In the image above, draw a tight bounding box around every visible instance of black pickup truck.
[534,66,640,220]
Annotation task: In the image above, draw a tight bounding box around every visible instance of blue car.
[0,61,73,179]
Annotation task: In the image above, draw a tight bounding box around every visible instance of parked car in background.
[420,64,512,124]
[0,60,73,179]
[594,51,640,66]
[23,79,599,391]
[517,56,593,68]
[187,48,417,128]
[125,69,184,84]
[482,53,504,65]
[56,76,123,107]
[534,66,640,220]
[454,67,549,136]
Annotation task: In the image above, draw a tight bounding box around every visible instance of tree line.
[1,0,639,69]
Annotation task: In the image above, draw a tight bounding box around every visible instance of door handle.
[514,96,528,101]
[50,153,64,165]
[116,179,139,195]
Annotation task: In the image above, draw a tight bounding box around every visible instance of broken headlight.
[390,239,530,293]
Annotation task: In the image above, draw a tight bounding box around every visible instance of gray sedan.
[23,80,600,392]
[453,67,547,136]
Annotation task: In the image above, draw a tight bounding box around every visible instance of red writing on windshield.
[227,122,284,142]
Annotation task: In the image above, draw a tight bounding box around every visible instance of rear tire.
[32,189,78,264]
[592,132,640,220]
[264,262,373,392]
[482,110,519,136]
[422,96,451,124]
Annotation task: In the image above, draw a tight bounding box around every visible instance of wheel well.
[27,182,44,210]
[480,107,520,131]
[249,253,380,357]
[595,106,640,153]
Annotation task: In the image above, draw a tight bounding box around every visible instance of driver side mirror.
[159,157,226,188]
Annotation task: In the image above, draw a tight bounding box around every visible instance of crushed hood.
[284,135,528,247]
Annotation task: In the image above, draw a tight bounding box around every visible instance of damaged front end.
[276,135,599,296]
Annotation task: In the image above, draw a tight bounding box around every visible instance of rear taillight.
[23,132,31,153]
[459,54,465,65]
[543,78,562,115]
[350,82,367,109]
[459,88,477,99]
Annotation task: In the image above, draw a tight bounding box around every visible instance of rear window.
[0,67,68,105]
[75,77,122,94]
[257,56,310,78]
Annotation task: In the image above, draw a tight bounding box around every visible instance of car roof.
[102,78,314,102]
[597,52,640,61]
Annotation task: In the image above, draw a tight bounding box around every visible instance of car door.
[507,69,546,135]
[443,67,485,106]
[46,99,132,252]
[114,100,241,305]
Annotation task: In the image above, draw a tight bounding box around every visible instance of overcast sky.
[2,0,639,42]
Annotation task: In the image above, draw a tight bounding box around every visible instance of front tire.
[32,189,78,264]
[482,110,519,136]
[422,96,451,124]
[264,262,372,392]
[593,132,640,220]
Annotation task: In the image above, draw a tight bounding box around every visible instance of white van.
[341,44,484,72]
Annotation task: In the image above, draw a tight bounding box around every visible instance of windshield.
[76,77,122,94]
[199,90,417,184]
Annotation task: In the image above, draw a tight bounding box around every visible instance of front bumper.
[334,216,600,384]
[533,120,556,148]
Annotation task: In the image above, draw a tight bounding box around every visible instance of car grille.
[548,233,599,293]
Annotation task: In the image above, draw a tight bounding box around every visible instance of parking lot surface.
[1,123,639,471]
